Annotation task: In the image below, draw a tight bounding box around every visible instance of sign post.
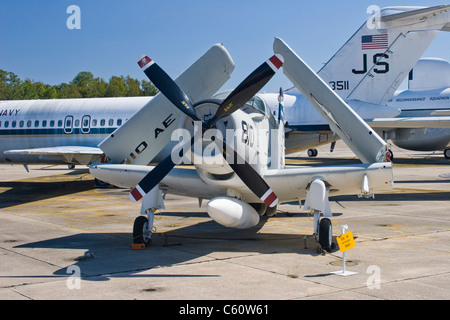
[331,225,358,276]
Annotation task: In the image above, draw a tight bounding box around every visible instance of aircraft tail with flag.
[317,5,450,105]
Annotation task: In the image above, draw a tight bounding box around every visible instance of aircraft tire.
[133,215,151,245]
[318,218,333,252]
[444,149,450,160]
[307,149,318,157]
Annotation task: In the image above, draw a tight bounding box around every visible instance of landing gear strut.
[132,187,164,247]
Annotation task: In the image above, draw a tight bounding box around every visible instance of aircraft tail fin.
[318,5,450,105]
[274,38,387,164]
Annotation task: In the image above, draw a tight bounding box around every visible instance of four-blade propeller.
[130,54,283,208]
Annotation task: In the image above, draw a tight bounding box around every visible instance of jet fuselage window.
[19,121,24,127]
[117,119,122,126]
[108,119,114,126]
[58,120,63,127]
[12,121,16,128]
[27,120,32,128]
[92,119,97,126]
[75,119,80,127]
[4,121,9,128]
[42,120,47,127]
[100,119,105,126]
[34,120,39,127]
[50,120,55,127]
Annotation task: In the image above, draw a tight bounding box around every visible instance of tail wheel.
[318,218,333,252]
[133,215,151,245]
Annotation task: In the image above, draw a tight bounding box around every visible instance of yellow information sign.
[336,231,355,252]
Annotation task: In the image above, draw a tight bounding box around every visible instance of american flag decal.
[361,34,388,50]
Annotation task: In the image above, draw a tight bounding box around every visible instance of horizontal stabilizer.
[368,116,450,129]
[4,146,104,156]
[273,38,387,164]
[4,146,104,165]
[379,5,450,28]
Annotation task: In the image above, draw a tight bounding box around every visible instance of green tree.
[0,70,22,100]
[125,76,142,97]
[21,79,38,99]
[93,77,107,97]
[106,76,127,97]
[141,79,159,96]
[72,71,95,98]
[0,69,159,100]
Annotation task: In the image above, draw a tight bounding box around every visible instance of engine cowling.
[206,197,260,229]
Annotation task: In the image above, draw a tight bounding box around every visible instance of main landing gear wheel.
[133,215,152,246]
[307,149,318,157]
[318,218,333,252]
[445,149,450,160]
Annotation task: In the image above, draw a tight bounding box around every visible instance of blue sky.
[1,0,449,93]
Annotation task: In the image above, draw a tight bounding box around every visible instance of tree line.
[0,69,159,100]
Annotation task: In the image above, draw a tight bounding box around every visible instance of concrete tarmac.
[0,142,449,300]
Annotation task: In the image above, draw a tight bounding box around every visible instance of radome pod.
[206,197,260,229]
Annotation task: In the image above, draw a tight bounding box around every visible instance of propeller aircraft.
[90,38,394,252]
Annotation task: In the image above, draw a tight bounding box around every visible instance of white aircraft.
[89,38,394,252]
[1,5,446,168]
[374,57,450,158]
[0,97,149,167]
[261,5,450,159]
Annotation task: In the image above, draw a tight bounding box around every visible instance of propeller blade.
[216,137,278,208]
[132,54,282,206]
[129,136,195,202]
[209,54,284,126]
[138,55,201,122]
[129,154,176,202]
